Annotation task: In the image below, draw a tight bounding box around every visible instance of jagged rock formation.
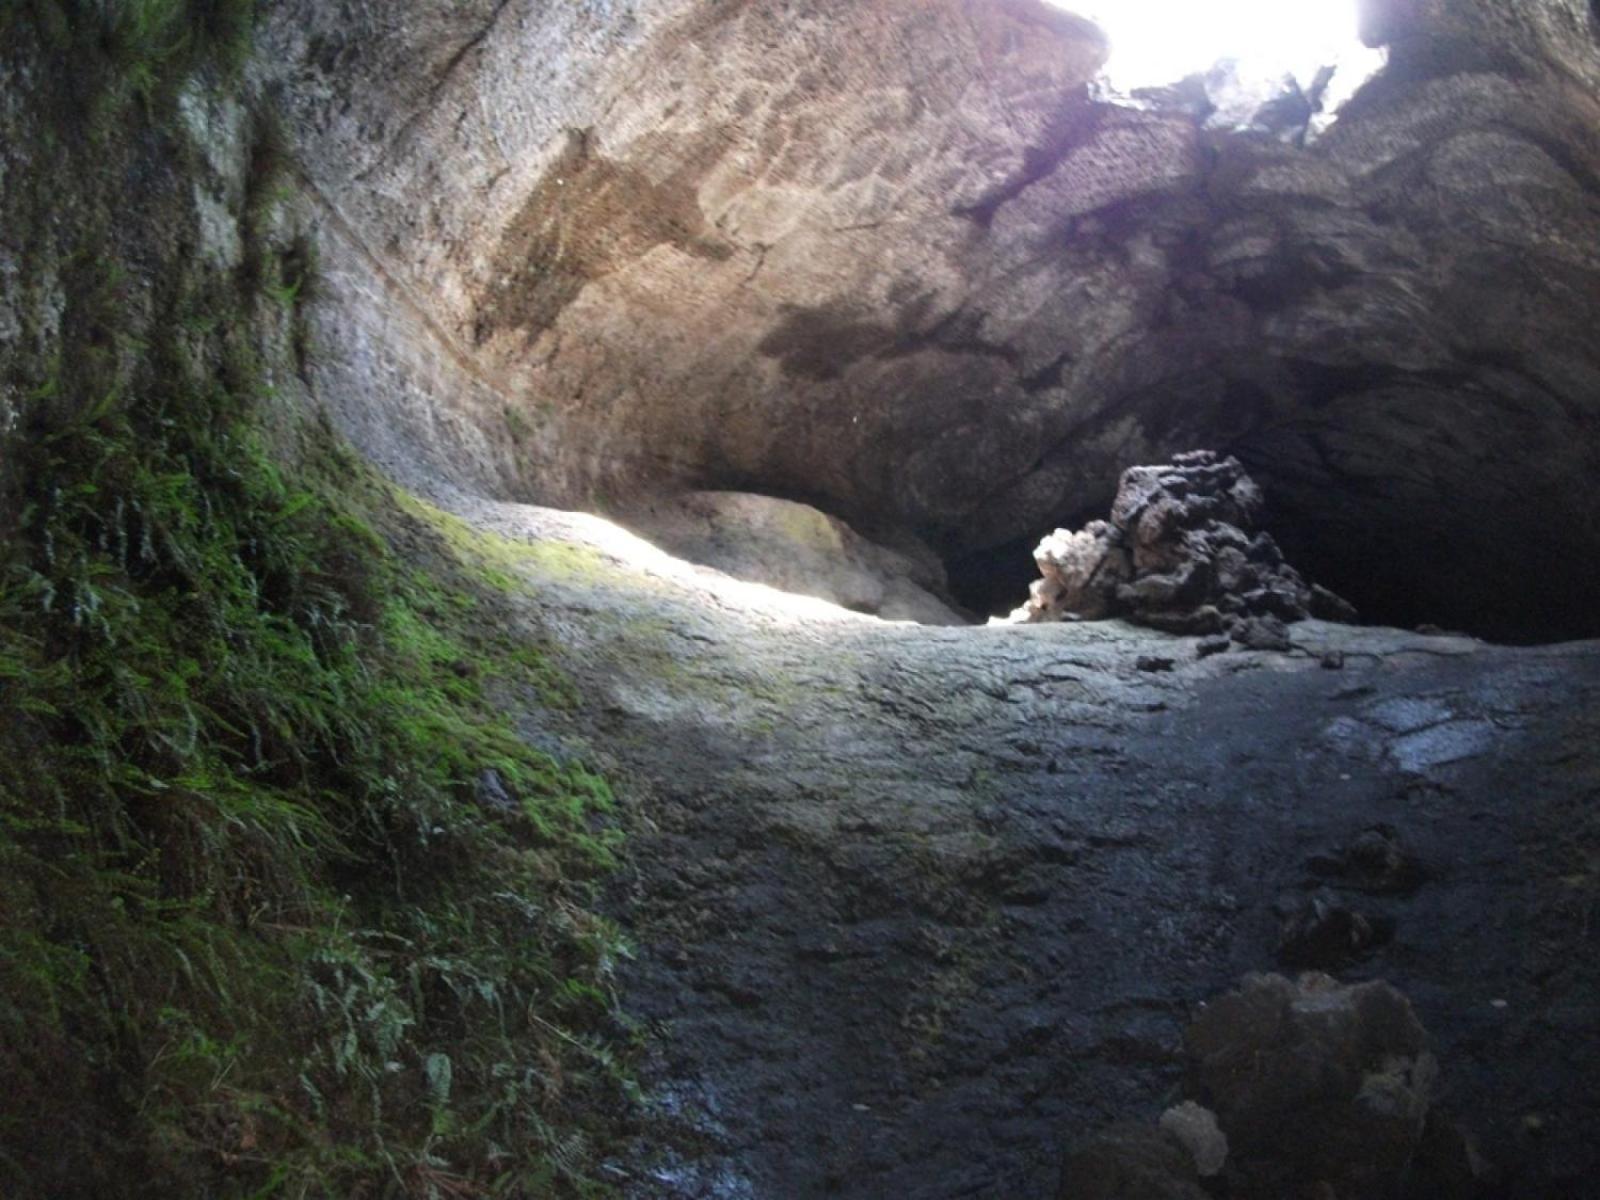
[1012,451,1356,646]
[255,0,1600,641]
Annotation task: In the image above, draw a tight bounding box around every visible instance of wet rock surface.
[1012,451,1356,641]
[440,495,1600,1200]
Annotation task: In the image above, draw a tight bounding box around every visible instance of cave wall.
[261,0,1600,640]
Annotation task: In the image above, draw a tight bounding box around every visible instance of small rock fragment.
[1310,584,1360,623]
[1232,614,1291,652]
[1160,1101,1228,1177]
[1137,655,1176,673]
[476,767,518,813]
[1308,825,1425,895]
[1276,888,1392,968]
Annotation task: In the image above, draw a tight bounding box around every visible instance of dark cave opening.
[946,533,1046,621]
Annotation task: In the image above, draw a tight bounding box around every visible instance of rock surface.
[218,0,1600,1191]
[258,0,1600,641]
[431,490,1600,1199]
[1012,450,1355,640]
[620,490,967,624]
[1057,1122,1209,1200]
[1158,1101,1229,1178]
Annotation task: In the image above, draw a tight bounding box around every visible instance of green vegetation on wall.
[0,3,628,1196]
[3,0,256,125]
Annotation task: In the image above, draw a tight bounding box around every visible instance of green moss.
[398,495,617,590]
[6,0,259,130]
[0,349,629,1194]
[0,7,629,1196]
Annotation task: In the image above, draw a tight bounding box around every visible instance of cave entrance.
[1052,0,1385,126]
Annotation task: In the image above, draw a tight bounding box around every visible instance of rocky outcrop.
[620,491,967,624]
[259,0,1600,642]
[1012,451,1355,647]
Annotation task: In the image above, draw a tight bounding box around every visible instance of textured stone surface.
[1159,1101,1229,1178]
[1057,1122,1209,1200]
[259,0,1600,642]
[1012,450,1355,640]
[228,3,1600,1186]
[432,490,1600,1198]
[620,490,966,624]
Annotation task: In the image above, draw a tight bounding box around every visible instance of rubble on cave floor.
[1062,972,1493,1200]
[1007,450,1357,650]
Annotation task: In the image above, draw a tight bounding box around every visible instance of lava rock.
[1308,826,1427,896]
[1159,1101,1229,1177]
[1232,614,1292,652]
[1186,973,1436,1199]
[1015,452,1353,649]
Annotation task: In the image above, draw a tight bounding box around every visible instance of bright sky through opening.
[1052,0,1382,96]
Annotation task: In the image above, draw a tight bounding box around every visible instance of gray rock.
[1159,1102,1229,1178]
[619,491,967,624]
[257,0,1600,643]
[1057,1123,1209,1200]
[475,767,518,813]
[1186,973,1437,1199]
[1275,889,1392,969]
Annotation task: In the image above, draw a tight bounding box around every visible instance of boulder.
[1186,973,1437,1199]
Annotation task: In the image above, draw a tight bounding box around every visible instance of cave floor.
[451,492,1600,1199]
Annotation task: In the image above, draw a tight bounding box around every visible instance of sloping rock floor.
[448,491,1600,1200]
